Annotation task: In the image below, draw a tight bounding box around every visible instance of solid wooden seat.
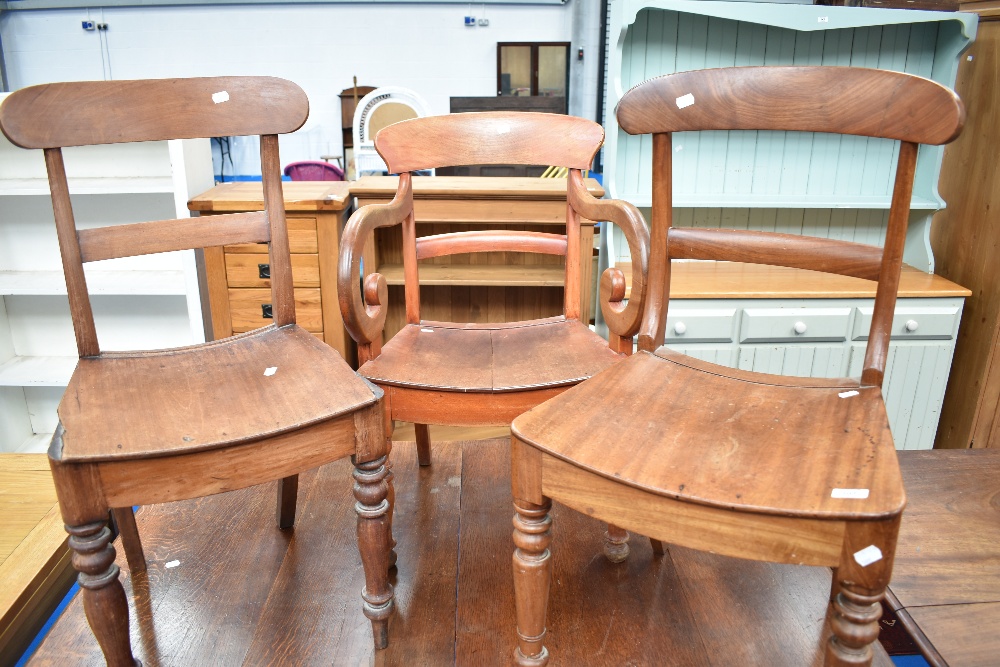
[58,325,377,462]
[513,348,905,520]
[509,66,965,667]
[0,76,394,665]
[361,317,620,393]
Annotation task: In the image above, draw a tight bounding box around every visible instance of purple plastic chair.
[283,160,345,181]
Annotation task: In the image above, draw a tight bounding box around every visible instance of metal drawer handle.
[793,321,808,335]
[673,321,687,335]
[905,319,919,332]
[258,263,270,279]
[261,303,273,319]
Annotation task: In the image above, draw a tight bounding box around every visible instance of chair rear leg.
[111,507,147,575]
[415,423,432,466]
[276,474,299,529]
[650,538,665,556]
[604,524,630,563]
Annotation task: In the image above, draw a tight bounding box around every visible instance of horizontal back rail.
[667,228,883,282]
[616,67,964,145]
[375,112,604,174]
[78,211,269,263]
[415,230,568,260]
[0,77,308,149]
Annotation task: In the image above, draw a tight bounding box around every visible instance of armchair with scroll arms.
[337,111,654,560]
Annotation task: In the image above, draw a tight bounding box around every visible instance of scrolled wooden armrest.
[338,173,413,346]
[567,171,649,339]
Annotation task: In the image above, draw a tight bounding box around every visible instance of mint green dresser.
[601,0,977,449]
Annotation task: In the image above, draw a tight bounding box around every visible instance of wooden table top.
[0,454,74,665]
[889,449,1000,667]
[351,175,605,200]
[187,181,351,212]
[617,261,971,299]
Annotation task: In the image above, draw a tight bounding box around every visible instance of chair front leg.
[353,454,395,649]
[513,497,553,667]
[67,519,141,666]
[826,517,901,666]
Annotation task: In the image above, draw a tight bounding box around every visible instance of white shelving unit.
[0,92,215,453]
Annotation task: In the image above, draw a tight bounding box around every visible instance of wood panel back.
[0,77,308,149]
[616,66,964,144]
[374,112,603,173]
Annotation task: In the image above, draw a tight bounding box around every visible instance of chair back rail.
[617,66,963,387]
[0,77,306,357]
[415,230,568,260]
[374,112,604,174]
[78,212,269,263]
[0,77,308,148]
[616,66,964,144]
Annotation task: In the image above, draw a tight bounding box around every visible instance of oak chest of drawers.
[189,181,354,363]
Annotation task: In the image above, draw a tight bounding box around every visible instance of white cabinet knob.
[673,321,687,335]
[905,319,919,332]
[793,321,808,335]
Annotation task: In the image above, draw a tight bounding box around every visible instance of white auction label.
[832,488,870,499]
[853,545,883,567]
[676,93,695,109]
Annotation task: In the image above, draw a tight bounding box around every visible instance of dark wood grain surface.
[888,449,1000,667]
[30,438,892,666]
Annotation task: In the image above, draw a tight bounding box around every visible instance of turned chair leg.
[384,441,398,569]
[826,519,900,666]
[512,498,553,667]
[111,507,146,576]
[415,423,432,466]
[604,523,630,563]
[67,520,141,666]
[275,474,299,529]
[354,455,395,649]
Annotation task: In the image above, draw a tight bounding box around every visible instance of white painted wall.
[1,2,602,175]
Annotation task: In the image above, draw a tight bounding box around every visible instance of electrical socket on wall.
[82,20,95,30]
[478,18,489,26]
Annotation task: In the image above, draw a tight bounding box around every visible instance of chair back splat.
[616,66,964,387]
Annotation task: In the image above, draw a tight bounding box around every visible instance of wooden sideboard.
[351,176,602,342]
[188,181,354,363]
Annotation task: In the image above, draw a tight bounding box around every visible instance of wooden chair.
[509,66,964,666]
[338,112,650,559]
[0,77,395,664]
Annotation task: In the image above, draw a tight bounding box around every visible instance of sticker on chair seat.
[212,91,230,104]
[264,366,277,376]
[839,390,859,398]
[832,488,870,499]
[853,545,883,567]
[676,93,695,109]
[420,328,434,333]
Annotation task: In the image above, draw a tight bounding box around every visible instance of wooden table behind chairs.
[888,449,1000,667]
[0,454,75,666]
[350,176,603,342]
[188,181,356,364]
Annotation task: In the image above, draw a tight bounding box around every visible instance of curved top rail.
[616,66,964,145]
[0,76,309,148]
[375,111,604,173]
